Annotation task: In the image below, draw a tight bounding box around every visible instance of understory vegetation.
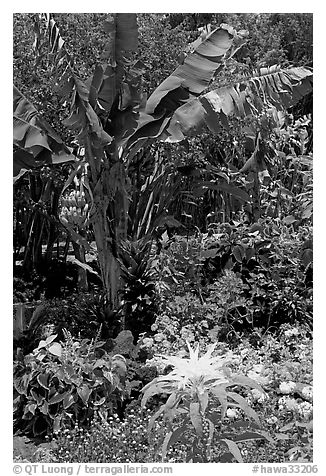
[13,13,313,464]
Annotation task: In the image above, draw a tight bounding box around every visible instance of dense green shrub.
[13,330,127,437]
[13,275,45,303]
[154,216,312,334]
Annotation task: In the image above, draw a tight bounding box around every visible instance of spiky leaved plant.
[141,341,272,462]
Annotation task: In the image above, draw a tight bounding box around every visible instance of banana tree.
[14,13,313,312]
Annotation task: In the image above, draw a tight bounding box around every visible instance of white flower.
[145,356,166,373]
[297,401,313,420]
[284,328,299,338]
[251,388,268,403]
[278,396,298,412]
[302,386,313,401]
[226,408,241,419]
[154,333,165,342]
[278,396,288,409]
[240,348,249,358]
[180,328,195,342]
[141,337,154,349]
[279,381,296,394]
[159,342,231,388]
[284,398,298,411]
[253,364,264,373]
[142,342,233,400]
[266,416,278,425]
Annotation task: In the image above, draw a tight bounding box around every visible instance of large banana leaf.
[31,14,113,148]
[125,24,245,154]
[33,13,138,121]
[165,65,313,140]
[62,75,112,146]
[145,24,246,115]
[13,85,75,181]
[87,14,138,117]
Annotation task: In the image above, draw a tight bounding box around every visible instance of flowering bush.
[277,397,313,421]
[227,324,313,462]
[141,270,250,359]
[155,217,312,331]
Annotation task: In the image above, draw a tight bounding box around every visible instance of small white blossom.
[141,337,154,349]
[297,401,313,420]
[279,381,296,394]
[284,398,298,411]
[226,408,241,419]
[266,416,278,425]
[180,328,195,342]
[278,396,288,409]
[302,386,313,401]
[145,356,166,373]
[278,396,298,412]
[251,388,268,403]
[253,364,264,373]
[240,348,249,358]
[154,333,165,342]
[284,328,299,338]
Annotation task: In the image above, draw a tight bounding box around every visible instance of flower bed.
[14,323,312,463]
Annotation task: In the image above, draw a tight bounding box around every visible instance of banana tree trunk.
[92,214,120,309]
[71,239,89,292]
[85,138,123,310]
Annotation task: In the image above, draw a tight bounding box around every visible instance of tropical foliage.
[13,14,312,309]
[13,13,313,465]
